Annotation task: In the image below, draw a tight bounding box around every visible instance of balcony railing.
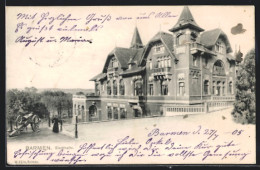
[73,95,86,99]
[211,96,235,101]
[153,67,171,73]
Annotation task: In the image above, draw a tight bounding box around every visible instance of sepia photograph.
[5,5,256,165]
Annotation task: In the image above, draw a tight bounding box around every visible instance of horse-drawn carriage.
[9,112,41,137]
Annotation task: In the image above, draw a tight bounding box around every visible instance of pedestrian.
[52,115,60,133]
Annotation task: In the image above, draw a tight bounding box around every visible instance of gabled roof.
[90,73,107,81]
[130,27,143,48]
[169,6,204,32]
[139,31,176,66]
[102,47,145,73]
[199,28,233,53]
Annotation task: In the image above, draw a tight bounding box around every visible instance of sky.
[6,6,255,89]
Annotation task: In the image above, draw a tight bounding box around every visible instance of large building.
[73,6,236,122]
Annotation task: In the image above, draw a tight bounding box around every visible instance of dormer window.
[111,57,118,68]
[215,40,226,54]
[154,44,164,53]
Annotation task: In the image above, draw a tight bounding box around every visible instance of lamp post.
[75,115,78,138]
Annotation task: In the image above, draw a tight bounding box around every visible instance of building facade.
[73,6,236,122]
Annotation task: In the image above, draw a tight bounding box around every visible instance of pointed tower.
[169,6,204,32]
[130,27,143,49]
[169,6,204,47]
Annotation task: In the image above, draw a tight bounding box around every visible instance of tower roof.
[169,6,204,32]
[130,27,143,48]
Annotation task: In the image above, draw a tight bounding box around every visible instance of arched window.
[107,81,111,95]
[113,107,118,119]
[212,81,216,95]
[217,81,221,96]
[78,105,81,115]
[113,80,117,95]
[179,82,185,96]
[161,80,169,95]
[222,82,225,95]
[177,34,186,45]
[89,105,97,118]
[134,80,143,96]
[120,108,127,119]
[213,60,225,76]
[204,80,209,95]
[119,79,125,95]
[229,81,233,94]
[107,106,112,120]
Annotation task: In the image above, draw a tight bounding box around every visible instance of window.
[161,81,168,95]
[111,58,118,68]
[161,59,165,68]
[193,56,197,66]
[120,108,126,119]
[222,82,225,95]
[215,41,226,54]
[229,81,233,94]
[107,106,112,119]
[229,63,233,72]
[213,60,225,76]
[212,81,216,95]
[217,81,221,96]
[89,105,97,118]
[191,32,197,42]
[149,84,154,96]
[95,83,100,95]
[113,80,117,95]
[204,80,209,95]
[177,34,186,45]
[107,81,111,95]
[134,80,143,96]
[157,57,171,68]
[203,57,208,68]
[179,82,185,96]
[113,107,118,119]
[167,58,171,67]
[119,79,125,95]
[154,44,165,53]
[149,60,153,70]
[158,60,161,68]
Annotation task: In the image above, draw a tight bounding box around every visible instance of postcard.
[6,5,255,165]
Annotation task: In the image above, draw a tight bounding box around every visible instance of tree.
[6,87,50,131]
[76,91,85,95]
[41,91,73,119]
[232,48,255,124]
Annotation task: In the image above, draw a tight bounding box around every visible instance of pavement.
[6,107,255,143]
[7,121,74,143]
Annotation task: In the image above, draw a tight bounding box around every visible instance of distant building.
[73,6,236,122]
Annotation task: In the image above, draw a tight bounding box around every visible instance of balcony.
[190,42,216,56]
[73,95,86,99]
[211,96,235,101]
[152,67,172,80]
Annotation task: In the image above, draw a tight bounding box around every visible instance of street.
[7,121,73,143]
